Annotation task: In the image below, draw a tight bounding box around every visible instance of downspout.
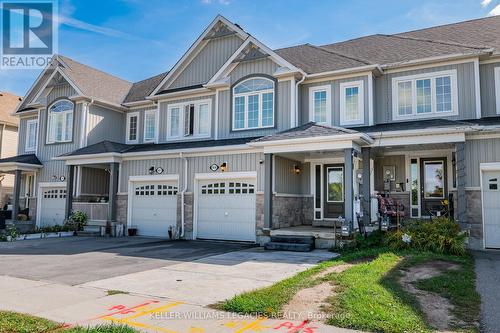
[180,152,188,238]
[295,71,306,127]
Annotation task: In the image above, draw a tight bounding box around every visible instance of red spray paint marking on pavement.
[274,320,318,333]
[93,300,160,319]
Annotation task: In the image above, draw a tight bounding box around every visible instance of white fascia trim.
[194,171,257,180]
[53,152,122,163]
[308,85,332,124]
[147,88,214,101]
[129,174,179,182]
[495,67,500,115]
[251,133,374,148]
[382,52,492,72]
[261,140,359,154]
[122,145,259,160]
[15,109,39,117]
[371,132,466,147]
[339,80,365,126]
[0,163,43,172]
[368,126,471,138]
[122,100,155,107]
[474,58,481,119]
[71,97,127,113]
[150,15,248,96]
[305,65,382,80]
[480,162,500,171]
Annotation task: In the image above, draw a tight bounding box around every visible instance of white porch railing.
[72,202,108,221]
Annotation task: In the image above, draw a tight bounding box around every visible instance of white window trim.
[143,109,158,143]
[340,80,364,126]
[392,69,459,121]
[232,80,275,131]
[126,112,139,144]
[167,99,212,141]
[25,119,38,152]
[46,100,74,144]
[495,67,500,115]
[309,85,331,125]
[326,166,344,203]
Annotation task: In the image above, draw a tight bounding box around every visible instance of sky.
[1,0,500,97]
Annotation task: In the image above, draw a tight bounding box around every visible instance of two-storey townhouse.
[2,15,500,250]
[0,92,20,209]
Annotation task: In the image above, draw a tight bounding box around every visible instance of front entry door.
[324,164,344,219]
[420,158,447,216]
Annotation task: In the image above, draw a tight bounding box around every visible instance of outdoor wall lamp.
[220,162,228,172]
[292,165,301,174]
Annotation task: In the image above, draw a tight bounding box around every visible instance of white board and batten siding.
[127,175,178,238]
[194,172,257,242]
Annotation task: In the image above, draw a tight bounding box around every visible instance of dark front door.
[420,158,447,216]
[324,164,344,219]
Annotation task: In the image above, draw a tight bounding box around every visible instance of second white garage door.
[130,181,178,238]
[483,170,500,248]
[196,178,256,242]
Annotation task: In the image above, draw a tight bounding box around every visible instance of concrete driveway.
[0,236,352,332]
[474,250,500,333]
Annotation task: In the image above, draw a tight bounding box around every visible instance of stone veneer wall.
[116,194,127,226]
[177,193,193,239]
[465,189,482,249]
[272,195,313,229]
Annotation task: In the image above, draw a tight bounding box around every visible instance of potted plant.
[65,211,88,233]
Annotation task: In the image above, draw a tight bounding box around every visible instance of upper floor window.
[25,119,38,152]
[126,112,139,144]
[232,77,274,130]
[392,70,458,120]
[143,110,157,142]
[340,81,364,126]
[309,85,331,125]
[167,100,211,140]
[47,99,73,144]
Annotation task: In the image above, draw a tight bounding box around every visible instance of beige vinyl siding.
[87,105,125,145]
[479,62,500,117]
[465,138,500,187]
[168,35,244,89]
[299,75,369,127]
[120,152,264,193]
[374,62,477,123]
[0,125,18,188]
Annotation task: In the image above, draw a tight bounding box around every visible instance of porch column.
[361,147,371,228]
[12,170,22,220]
[107,162,119,235]
[65,165,74,219]
[344,148,354,226]
[264,153,273,229]
[456,142,467,225]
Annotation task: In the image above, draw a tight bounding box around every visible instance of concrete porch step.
[270,235,315,245]
[77,231,101,237]
[83,225,101,233]
[312,219,341,227]
[264,242,314,252]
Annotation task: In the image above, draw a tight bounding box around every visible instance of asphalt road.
[473,250,500,333]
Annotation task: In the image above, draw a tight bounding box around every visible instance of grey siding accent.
[17,116,37,155]
[374,155,406,191]
[374,62,477,123]
[80,167,109,195]
[465,138,500,187]
[230,58,279,84]
[87,105,125,145]
[47,83,77,105]
[274,156,310,195]
[120,152,264,193]
[480,62,500,117]
[37,102,81,163]
[158,95,215,143]
[218,80,291,139]
[299,75,369,127]
[168,35,243,89]
[38,160,67,184]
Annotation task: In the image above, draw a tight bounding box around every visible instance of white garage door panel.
[40,188,66,227]
[483,171,500,248]
[130,182,177,238]
[197,179,256,242]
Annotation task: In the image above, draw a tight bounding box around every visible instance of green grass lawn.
[218,248,480,333]
[0,311,137,333]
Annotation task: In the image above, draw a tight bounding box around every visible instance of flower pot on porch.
[128,227,137,236]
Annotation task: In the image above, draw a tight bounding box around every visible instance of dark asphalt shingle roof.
[252,122,357,143]
[123,71,169,103]
[60,137,259,157]
[0,154,42,165]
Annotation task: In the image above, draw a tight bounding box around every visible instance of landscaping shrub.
[65,211,88,231]
[385,217,467,256]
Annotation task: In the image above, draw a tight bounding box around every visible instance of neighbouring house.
[1,15,500,249]
[0,92,20,209]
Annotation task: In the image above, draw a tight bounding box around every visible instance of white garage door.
[483,170,500,248]
[40,187,66,227]
[130,181,178,237]
[197,179,256,242]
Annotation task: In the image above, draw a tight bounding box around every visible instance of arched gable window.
[47,99,74,143]
[232,77,275,130]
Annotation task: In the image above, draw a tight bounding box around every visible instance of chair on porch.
[378,195,405,229]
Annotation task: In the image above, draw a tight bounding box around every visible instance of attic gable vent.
[233,44,269,63]
[204,21,236,40]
